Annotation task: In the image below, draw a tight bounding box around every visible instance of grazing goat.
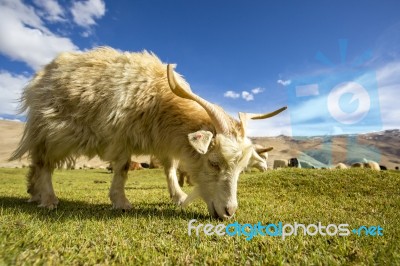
[10,47,286,219]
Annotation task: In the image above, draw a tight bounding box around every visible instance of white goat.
[10,47,286,219]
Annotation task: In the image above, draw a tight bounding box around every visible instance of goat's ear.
[188,130,213,154]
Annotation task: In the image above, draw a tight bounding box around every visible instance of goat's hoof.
[172,193,188,206]
[112,200,132,210]
[27,194,41,203]
[37,196,59,210]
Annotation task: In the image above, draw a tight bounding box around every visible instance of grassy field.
[0,167,399,265]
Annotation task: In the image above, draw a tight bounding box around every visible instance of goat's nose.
[225,205,237,217]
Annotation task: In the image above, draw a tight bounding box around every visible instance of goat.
[10,47,286,219]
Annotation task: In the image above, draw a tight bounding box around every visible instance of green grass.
[0,168,399,265]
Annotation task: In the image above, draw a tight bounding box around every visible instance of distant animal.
[288,158,301,168]
[351,162,364,168]
[363,161,380,171]
[351,161,380,171]
[379,165,387,170]
[9,47,286,219]
[129,161,143,170]
[335,163,348,169]
[273,159,288,169]
[140,162,150,168]
[396,166,399,170]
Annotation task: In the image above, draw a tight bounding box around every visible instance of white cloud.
[33,0,65,22]
[225,89,264,101]
[71,0,106,29]
[277,79,292,86]
[224,90,240,99]
[376,62,400,130]
[0,0,78,70]
[242,91,254,101]
[0,71,30,115]
[226,108,292,137]
[246,113,292,137]
[251,87,264,94]
[226,61,400,137]
[0,0,49,33]
[0,117,23,122]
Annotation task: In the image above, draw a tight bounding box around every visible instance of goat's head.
[167,64,286,219]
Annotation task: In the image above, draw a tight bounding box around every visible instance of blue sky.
[0,0,399,136]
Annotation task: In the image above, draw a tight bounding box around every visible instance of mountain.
[252,130,400,169]
[1,120,399,169]
[0,120,148,168]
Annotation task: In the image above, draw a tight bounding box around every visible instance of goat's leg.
[109,158,132,210]
[162,158,187,206]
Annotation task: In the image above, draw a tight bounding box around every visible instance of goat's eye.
[208,160,220,171]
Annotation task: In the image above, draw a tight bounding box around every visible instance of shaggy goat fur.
[11,47,285,219]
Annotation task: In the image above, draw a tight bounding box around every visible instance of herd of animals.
[105,146,389,187]
[9,47,395,219]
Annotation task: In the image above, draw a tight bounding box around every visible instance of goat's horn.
[239,106,287,136]
[256,147,273,154]
[248,106,288,120]
[167,64,229,134]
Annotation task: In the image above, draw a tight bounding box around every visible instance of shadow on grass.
[0,196,210,221]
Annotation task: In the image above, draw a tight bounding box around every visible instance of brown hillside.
[1,120,399,169]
